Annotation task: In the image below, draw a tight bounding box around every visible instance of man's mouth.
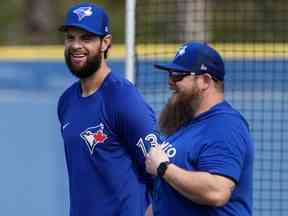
[70,53,87,64]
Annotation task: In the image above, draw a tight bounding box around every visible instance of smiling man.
[57,3,159,216]
[145,42,254,216]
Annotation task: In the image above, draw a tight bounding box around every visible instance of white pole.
[125,0,136,83]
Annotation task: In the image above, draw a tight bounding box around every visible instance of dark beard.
[65,48,102,79]
[159,89,202,136]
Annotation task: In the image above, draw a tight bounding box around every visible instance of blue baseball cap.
[154,42,225,81]
[59,3,110,37]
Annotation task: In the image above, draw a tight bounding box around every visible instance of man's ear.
[101,34,112,51]
[201,74,213,91]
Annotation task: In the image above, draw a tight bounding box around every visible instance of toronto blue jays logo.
[175,45,187,58]
[73,6,93,21]
[80,123,108,154]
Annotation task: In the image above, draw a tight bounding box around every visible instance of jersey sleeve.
[118,87,160,169]
[57,82,77,130]
[57,93,65,127]
[104,82,162,183]
[196,130,247,183]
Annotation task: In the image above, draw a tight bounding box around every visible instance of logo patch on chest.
[80,123,108,154]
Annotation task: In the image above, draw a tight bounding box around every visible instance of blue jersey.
[153,101,254,216]
[58,72,160,216]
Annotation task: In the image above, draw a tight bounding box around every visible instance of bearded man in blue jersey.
[145,42,254,216]
[57,3,160,216]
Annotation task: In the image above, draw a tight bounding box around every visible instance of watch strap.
[157,161,170,177]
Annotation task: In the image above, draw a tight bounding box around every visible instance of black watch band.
[157,161,170,177]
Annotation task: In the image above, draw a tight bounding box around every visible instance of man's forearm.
[162,163,234,206]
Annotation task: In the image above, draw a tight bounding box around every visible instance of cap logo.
[73,6,93,21]
[176,45,187,58]
[200,64,207,71]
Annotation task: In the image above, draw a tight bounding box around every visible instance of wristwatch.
[157,161,170,177]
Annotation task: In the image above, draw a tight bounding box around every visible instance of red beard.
[159,87,202,135]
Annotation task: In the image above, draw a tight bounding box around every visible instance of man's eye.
[82,35,94,41]
[65,35,74,41]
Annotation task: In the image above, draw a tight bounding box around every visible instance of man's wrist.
[157,161,170,177]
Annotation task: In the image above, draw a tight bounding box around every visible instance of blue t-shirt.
[153,101,254,216]
[58,72,160,216]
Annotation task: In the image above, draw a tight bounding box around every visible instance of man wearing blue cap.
[145,42,254,216]
[57,3,159,216]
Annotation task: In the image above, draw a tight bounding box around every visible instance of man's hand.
[145,144,169,176]
[145,204,153,216]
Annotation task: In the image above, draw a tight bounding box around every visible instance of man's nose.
[70,39,83,49]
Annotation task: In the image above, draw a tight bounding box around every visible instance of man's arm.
[116,85,164,162]
[145,145,235,207]
[163,163,235,206]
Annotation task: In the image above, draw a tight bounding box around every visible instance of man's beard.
[159,87,202,136]
[65,48,102,79]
